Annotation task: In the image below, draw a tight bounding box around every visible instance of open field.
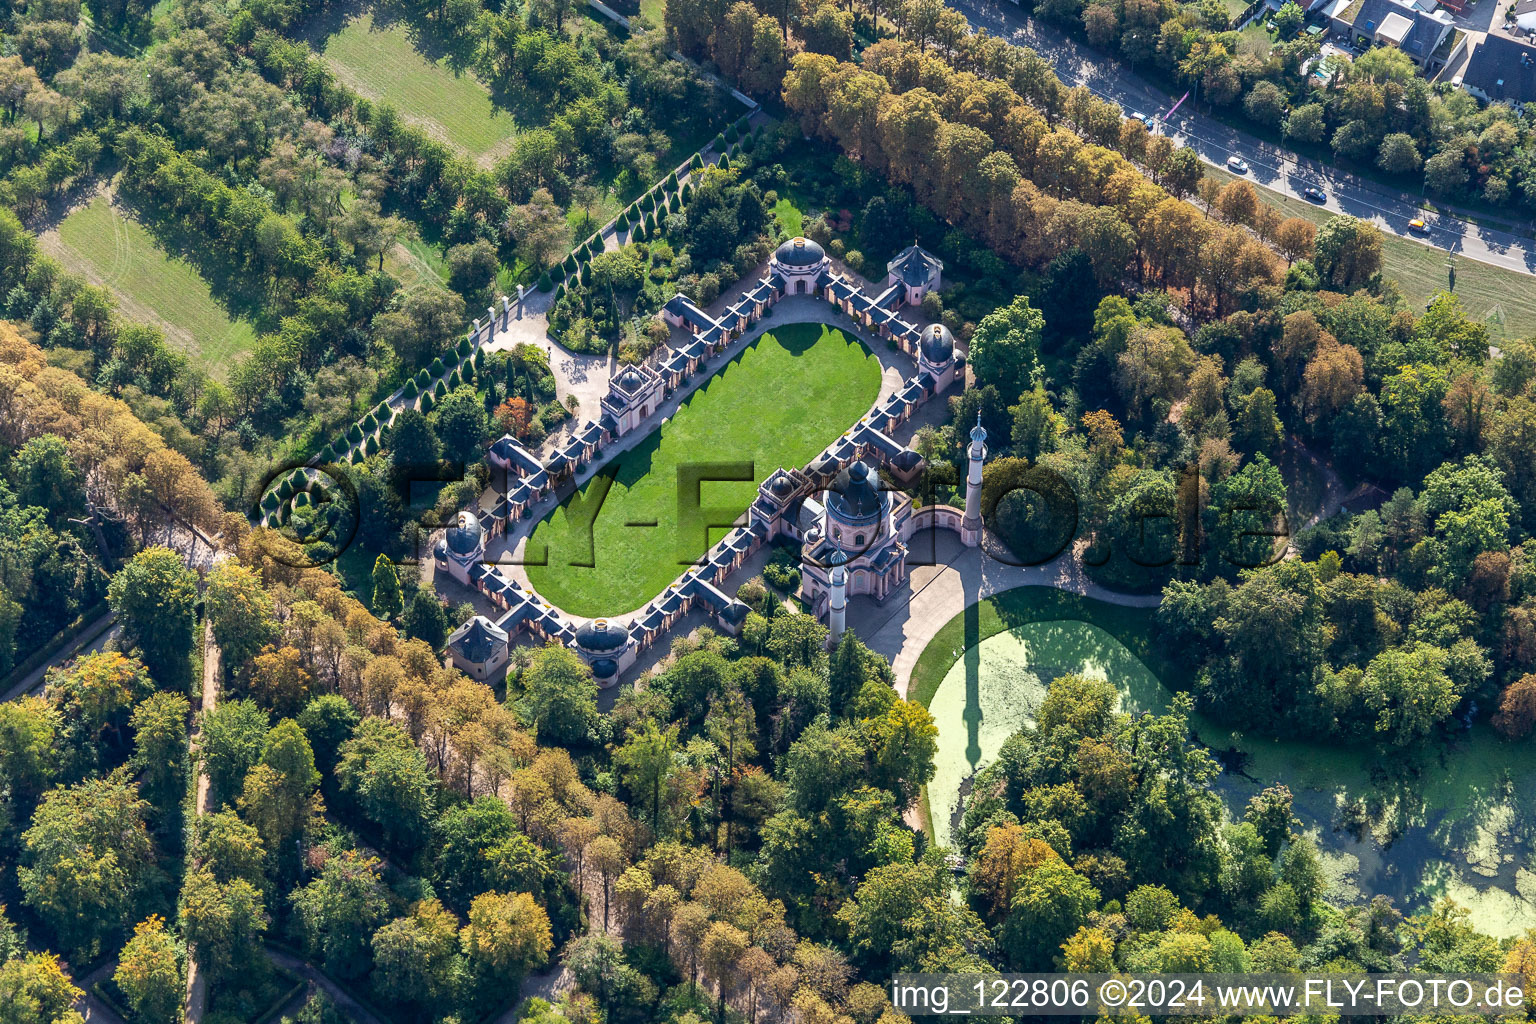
[42,193,257,379]
[1206,166,1536,339]
[313,9,518,162]
[915,586,1536,936]
[525,323,882,616]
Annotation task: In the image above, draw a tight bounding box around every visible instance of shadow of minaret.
[963,595,983,772]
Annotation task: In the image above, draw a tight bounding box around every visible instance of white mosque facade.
[436,241,986,684]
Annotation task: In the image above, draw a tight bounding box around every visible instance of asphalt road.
[950,0,1536,277]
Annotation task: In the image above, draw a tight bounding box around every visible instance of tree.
[388,409,441,478]
[335,718,438,854]
[297,694,359,775]
[179,869,267,987]
[865,698,938,807]
[0,697,58,806]
[504,189,572,270]
[19,775,154,958]
[1000,861,1100,970]
[108,547,197,686]
[191,809,266,887]
[1243,82,1286,127]
[1282,103,1326,144]
[1376,133,1422,175]
[1493,674,1536,739]
[1010,384,1062,460]
[198,699,268,806]
[1273,1,1304,34]
[613,720,681,836]
[1312,216,1382,292]
[521,642,599,746]
[446,240,500,303]
[1361,643,1458,746]
[131,692,189,811]
[432,385,489,464]
[461,891,554,984]
[0,952,84,1024]
[968,295,1045,399]
[204,562,276,676]
[1424,148,1469,196]
[371,900,460,1008]
[115,916,183,1024]
[1274,218,1316,266]
[45,651,153,763]
[239,719,319,850]
[403,592,450,650]
[12,435,84,522]
[372,554,404,620]
[289,851,390,980]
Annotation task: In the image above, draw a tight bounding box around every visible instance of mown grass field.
[47,194,257,378]
[1207,166,1536,339]
[525,323,882,616]
[315,10,519,161]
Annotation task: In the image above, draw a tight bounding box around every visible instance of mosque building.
[435,241,989,682]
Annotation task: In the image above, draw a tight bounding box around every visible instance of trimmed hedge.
[403,379,419,399]
[419,391,435,413]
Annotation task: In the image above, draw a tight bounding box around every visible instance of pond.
[919,591,1536,937]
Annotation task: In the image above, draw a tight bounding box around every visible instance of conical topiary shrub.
[537,271,552,291]
[403,379,419,399]
[690,153,703,171]
[725,123,739,143]
[348,423,364,443]
[365,433,380,455]
[448,368,462,388]
[430,356,445,376]
[419,391,435,413]
[361,413,377,432]
[457,337,472,357]
[416,368,431,388]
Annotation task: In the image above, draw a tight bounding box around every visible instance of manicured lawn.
[772,197,804,238]
[524,323,882,616]
[48,194,257,379]
[314,10,518,161]
[1206,166,1536,339]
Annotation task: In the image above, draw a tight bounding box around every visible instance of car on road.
[1302,186,1326,202]
[1226,155,1250,173]
[1408,218,1429,234]
[1129,111,1150,126]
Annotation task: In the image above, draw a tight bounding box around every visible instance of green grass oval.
[525,323,882,617]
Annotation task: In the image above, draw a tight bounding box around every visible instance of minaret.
[961,412,986,547]
[828,550,847,642]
